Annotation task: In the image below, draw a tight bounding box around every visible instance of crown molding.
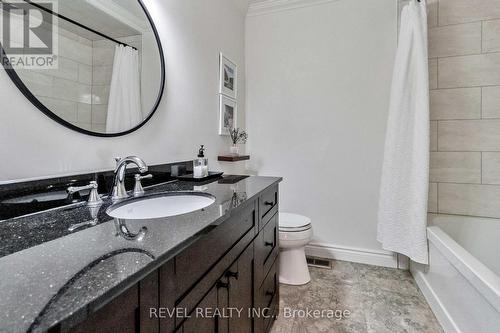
[247,0,339,17]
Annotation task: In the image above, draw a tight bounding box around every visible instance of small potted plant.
[228,127,248,155]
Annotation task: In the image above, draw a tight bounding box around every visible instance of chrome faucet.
[114,219,148,241]
[112,156,148,201]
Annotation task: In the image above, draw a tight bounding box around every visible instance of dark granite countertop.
[0,176,282,333]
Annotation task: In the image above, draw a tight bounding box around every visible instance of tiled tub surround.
[400,0,500,221]
[15,26,95,130]
[397,1,500,331]
[0,175,281,332]
[14,25,143,132]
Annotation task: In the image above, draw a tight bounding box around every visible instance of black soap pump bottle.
[193,145,208,178]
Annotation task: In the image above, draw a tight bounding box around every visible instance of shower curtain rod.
[22,0,138,51]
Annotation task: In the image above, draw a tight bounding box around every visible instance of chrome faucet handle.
[67,181,103,207]
[133,174,153,196]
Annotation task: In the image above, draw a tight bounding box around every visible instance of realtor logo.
[0,0,58,69]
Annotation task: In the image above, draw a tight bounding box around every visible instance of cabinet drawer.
[259,186,278,230]
[175,201,256,300]
[254,213,279,288]
[255,258,278,333]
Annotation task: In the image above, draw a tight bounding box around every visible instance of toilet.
[278,212,313,285]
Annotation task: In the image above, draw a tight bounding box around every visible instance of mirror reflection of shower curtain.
[106,45,142,133]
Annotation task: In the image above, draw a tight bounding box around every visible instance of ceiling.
[234,0,271,13]
[27,0,268,40]
[31,0,151,40]
[233,0,274,13]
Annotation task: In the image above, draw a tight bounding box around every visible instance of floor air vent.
[306,256,332,269]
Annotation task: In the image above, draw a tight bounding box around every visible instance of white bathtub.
[411,214,500,333]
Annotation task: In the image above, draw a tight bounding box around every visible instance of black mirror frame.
[0,0,165,137]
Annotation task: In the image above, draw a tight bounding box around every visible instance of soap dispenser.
[193,145,209,178]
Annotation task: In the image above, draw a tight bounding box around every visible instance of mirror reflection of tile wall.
[16,28,142,132]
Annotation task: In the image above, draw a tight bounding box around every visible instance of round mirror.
[0,0,164,136]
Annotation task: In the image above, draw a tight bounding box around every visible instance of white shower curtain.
[377,0,430,264]
[106,45,142,133]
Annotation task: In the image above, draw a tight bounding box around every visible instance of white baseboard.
[411,269,460,333]
[305,242,398,268]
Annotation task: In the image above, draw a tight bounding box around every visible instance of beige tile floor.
[270,260,443,333]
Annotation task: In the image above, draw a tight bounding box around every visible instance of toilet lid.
[279,213,311,231]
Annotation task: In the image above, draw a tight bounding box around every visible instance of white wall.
[0,0,247,182]
[246,0,397,255]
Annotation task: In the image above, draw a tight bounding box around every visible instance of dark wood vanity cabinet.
[178,285,218,333]
[177,243,254,333]
[71,272,159,333]
[227,244,254,333]
[71,285,139,333]
[71,185,280,333]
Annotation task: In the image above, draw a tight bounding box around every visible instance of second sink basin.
[107,192,216,220]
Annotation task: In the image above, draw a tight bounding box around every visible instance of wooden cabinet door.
[140,271,160,333]
[71,270,160,333]
[72,285,139,333]
[227,244,254,333]
[181,286,218,333]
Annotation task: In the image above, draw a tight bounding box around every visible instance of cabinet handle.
[217,281,229,289]
[265,290,274,297]
[225,271,239,280]
[264,201,274,206]
[265,241,274,247]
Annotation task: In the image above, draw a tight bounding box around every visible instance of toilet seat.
[279,213,312,232]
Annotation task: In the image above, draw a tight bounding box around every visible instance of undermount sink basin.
[106,193,216,220]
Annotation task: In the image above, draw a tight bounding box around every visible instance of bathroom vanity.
[0,171,281,333]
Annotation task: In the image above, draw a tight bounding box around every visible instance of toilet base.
[279,246,311,285]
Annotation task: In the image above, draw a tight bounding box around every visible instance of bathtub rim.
[427,225,500,312]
